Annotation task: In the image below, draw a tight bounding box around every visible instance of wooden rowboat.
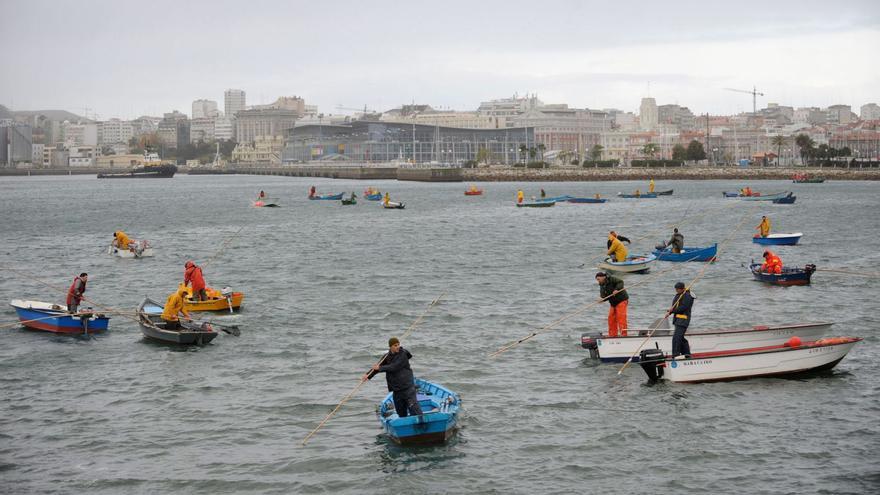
[618,192,658,198]
[752,233,802,245]
[656,189,674,196]
[10,299,109,334]
[652,244,717,262]
[376,378,461,445]
[309,193,344,200]
[566,197,608,203]
[597,253,656,273]
[179,284,244,312]
[382,201,406,209]
[750,263,816,286]
[137,297,218,345]
[516,201,555,208]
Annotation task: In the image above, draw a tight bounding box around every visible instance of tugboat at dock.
[97,152,177,179]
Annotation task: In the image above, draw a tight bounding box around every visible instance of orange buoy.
[786,336,802,347]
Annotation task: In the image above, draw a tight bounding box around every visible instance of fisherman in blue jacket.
[666,282,694,358]
[366,337,423,418]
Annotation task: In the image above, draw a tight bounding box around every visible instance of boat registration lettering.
[681,359,712,366]
[808,347,831,354]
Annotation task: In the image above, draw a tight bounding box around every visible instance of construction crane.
[335,104,376,115]
[723,86,764,116]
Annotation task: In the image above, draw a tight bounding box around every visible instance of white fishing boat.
[581,321,833,363]
[637,336,860,383]
[107,239,154,258]
[597,253,656,274]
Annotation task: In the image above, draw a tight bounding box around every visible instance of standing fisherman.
[649,178,655,193]
[365,337,423,418]
[517,189,524,204]
[667,228,684,254]
[184,260,207,301]
[665,282,694,358]
[596,272,628,337]
[66,273,88,313]
[756,216,771,237]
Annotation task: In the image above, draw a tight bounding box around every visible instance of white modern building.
[859,103,880,121]
[224,89,246,117]
[99,118,134,145]
[62,122,98,146]
[192,99,219,119]
[639,97,658,131]
[190,117,216,143]
[214,116,234,141]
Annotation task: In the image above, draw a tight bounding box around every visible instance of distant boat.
[566,197,607,203]
[652,244,717,262]
[516,200,555,208]
[750,263,816,286]
[738,191,791,201]
[382,201,405,209]
[772,194,797,204]
[108,239,154,258]
[98,152,176,178]
[637,336,860,383]
[377,378,461,445]
[137,297,218,346]
[309,193,344,200]
[364,193,383,201]
[655,189,674,196]
[253,197,281,207]
[618,192,658,198]
[536,195,572,203]
[10,299,110,334]
[752,233,802,246]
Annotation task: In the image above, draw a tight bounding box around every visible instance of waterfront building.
[192,99,219,119]
[860,103,880,121]
[31,143,44,166]
[67,145,98,167]
[251,96,306,114]
[190,117,215,143]
[830,128,880,160]
[478,94,543,127]
[0,122,33,166]
[512,106,608,157]
[657,104,696,131]
[157,111,189,149]
[826,105,855,125]
[224,89,246,117]
[231,135,284,164]
[382,109,505,129]
[235,107,298,144]
[794,107,826,126]
[99,118,134,145]
[213,116,234,141]
[130,116,160,137]
[61,121,98,146]
[281,120,534,165]
[639,98,658,131]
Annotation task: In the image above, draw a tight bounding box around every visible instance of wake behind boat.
[377,378,461,445]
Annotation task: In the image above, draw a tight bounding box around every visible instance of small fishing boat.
[376,378,461,446]
[656,189,674,196]
[382,201,406,209]
[536,195,572,203]
[750,263,816,286]
[772,194,796,204]
[752,233,802,246]
[723,191,743,197]
[581,321,833,363]
[597,253,657,274]
[464,185,483,196]
[97,153,176,179]
[179,284,244,312]
[10,299,109,334]
[137,297,218,345]
[637,336,860,383]
[516,200,555,208]
[365,193,383,201]
[309,193,344,201]
[739,191,791,201]
[108,240,154,258]
[341,194,357,205]
[252,197,281,207]
[652,244,717,262]
[618,192,658,199]
[566,197,608,204]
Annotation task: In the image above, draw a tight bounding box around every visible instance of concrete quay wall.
[462,166,880,182]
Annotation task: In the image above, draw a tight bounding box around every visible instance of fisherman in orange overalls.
[761,250,783,274]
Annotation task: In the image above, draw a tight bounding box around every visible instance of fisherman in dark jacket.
[665,282,694,357]
[366,337,423,418]
[596,272,629,336]
[667,228,684,254]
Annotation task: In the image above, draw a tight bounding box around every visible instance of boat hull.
[365,194,383,201]
[377,378,460,446]
[752,233,802,245]
[97,164,177,178]
[10,299,109,334]
[772,196,796,204]
[597,254,656,273]
[382,202,405,209]
[516,201,555,207]
[309,193,344,200]
[253,197,281,207]
[652,244,717,262]
[584,322,833,363]
[464,190,483,196]
[739,191,790,201]
[657,337,860,383]
[137,297,219,345]
[656,189,674,196]
[566,197,607,203]
[108,245,154,258]
[618,193,657,198]
[750,263,815,286]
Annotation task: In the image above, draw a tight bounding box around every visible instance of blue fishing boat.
[309,193,344,200]
[365,193,383,201]
[739,191,791,201]
[752,233,802,246]
[566,197,608,203]
[723,191,742,198]
[618,192,658,198]
[750,263,816,286]
[536,195,572,203]
[9,299,109,334]
[772,194,797,204]
[652,244,718,262]
[656,189,674,196]
[597,253,657,273]
[377,378,461,446]
[516,200,555,208]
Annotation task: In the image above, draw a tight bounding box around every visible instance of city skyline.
[2,0,878,119]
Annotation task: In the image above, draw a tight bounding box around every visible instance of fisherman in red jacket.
[66,273,88,313]
[184,261,207,301]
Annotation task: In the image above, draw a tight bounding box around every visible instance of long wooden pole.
[300,291,445,446]
[616,204,758,375]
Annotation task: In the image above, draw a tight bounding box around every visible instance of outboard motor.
[804,263,816,274]
[638,348,665,383]
[580,332,602,359]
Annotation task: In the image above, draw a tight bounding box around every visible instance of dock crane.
[335,104,376,116]
[724,86,765,162]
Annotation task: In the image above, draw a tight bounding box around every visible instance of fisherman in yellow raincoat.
[756,216,771,237]
[161,287,191,330]
[649,179,655,193]
[517,189,524,204]
[113,231,131,249]
[607,232,629,262]
[383,192,390,206]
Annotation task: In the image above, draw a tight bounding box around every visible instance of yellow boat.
[178,284,244,312]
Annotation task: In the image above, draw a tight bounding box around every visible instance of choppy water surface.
[0,175,878,494]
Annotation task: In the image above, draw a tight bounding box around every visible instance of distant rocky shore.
[462,166,880,182]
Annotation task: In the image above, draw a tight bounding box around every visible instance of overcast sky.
[2,0,878,119]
